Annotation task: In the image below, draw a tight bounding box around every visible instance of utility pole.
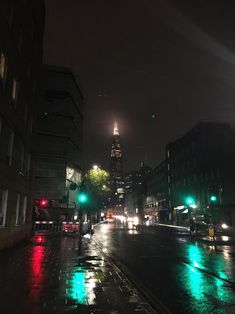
[78,191,88,258]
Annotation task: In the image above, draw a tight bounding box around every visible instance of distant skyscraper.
[110,123,124,208]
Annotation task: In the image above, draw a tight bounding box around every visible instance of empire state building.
[110,122,124,208]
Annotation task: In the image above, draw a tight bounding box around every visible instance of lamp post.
[78,191,88,257]
[209,195,217,224]
[185,196,195,235]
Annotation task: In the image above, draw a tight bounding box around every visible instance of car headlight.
[221,223,228,229]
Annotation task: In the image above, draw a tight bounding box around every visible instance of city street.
[1,221,235,313]
[93,220,235,313]
[0,227,155,314]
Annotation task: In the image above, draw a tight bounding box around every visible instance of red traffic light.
[38,199,49,208]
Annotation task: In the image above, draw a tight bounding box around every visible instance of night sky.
[44,0,235,172]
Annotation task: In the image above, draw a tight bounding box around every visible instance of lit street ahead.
[94,221,235,313]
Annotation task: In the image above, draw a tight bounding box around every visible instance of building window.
[29,115,34,134]
[27,64,31,79]
[7,130,14,166]
[7,4,13,27]
[15,193,20,225]
[0,189,8,227]
[17,32,23,53]
[26,153,31,177]
[24,104,28,124]
[0,116,2,137]
[31,22,35,39]
[22,196,27,224]
[32,80,37,95]
[0,53,7,82]
[12,78,19,105]
[211,171,215,180]
[20,145,25,173]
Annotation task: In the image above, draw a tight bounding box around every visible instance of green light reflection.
[66,267,87,305]
[175,243,235,312]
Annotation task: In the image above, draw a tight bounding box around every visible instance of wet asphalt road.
[93,220,235,314]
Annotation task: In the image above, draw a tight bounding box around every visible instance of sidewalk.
[0,233,157,314]
[141,223,235,245]
[62,235,157,313]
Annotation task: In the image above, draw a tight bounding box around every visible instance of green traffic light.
[210,195,217,202]
[185,196,195,206]
[78,193,88,203]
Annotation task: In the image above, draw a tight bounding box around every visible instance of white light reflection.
[128,229,138,235]
[223,251,230,259]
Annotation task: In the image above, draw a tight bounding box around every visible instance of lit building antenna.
[113,122,119,135]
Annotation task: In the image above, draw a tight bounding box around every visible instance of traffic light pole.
[78,207,83,258]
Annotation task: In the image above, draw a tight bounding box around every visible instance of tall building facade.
[32,65,84,223]
[0,0,45,249]
[109,123,124,209]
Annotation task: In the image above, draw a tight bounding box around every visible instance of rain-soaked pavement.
[1,221,235,313]
[0,228,155,314]
[93,220,235,314]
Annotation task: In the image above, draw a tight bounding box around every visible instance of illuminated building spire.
[113,122,119,135]
[110,122,124,208]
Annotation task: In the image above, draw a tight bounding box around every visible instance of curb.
[92,235,171,314]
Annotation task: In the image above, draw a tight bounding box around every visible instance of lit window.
[15,193,20,225]
[22,196,27,224]
[0,53,7,82]
[7,130,14,166]
[12,78,19,104]
[0,189,8,227]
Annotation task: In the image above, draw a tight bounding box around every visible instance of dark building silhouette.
[166,122,235,225]
[109,123,124,209]
[124,163,151,218]
[125,122,235,226]
[33,65,84,223]
[146,161,168,222]
[0,0,45,249]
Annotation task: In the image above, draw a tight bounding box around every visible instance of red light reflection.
[30,245,46,298]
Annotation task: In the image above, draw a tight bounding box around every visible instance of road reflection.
[29,245,47,299]
[175,242,235,312]
[95,221,235,313]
